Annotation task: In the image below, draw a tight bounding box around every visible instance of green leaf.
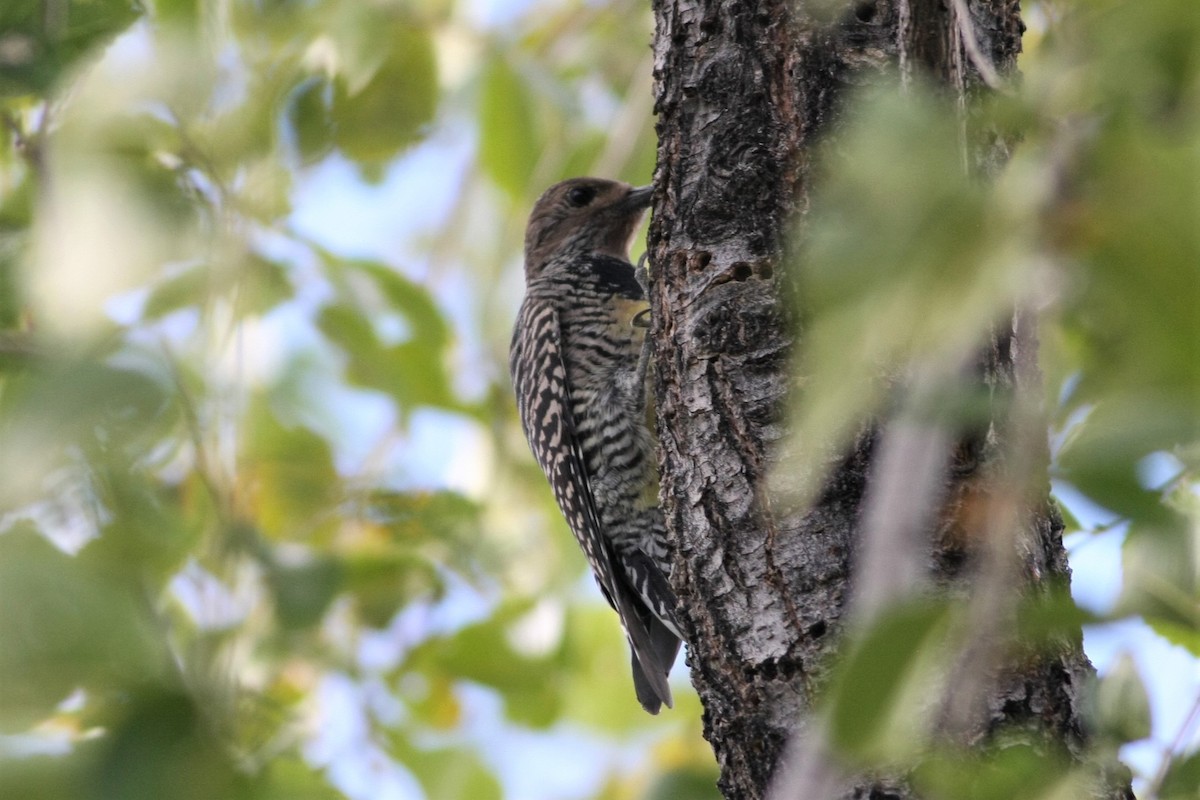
[286,77,335,164]
[331,22,437,165]
[390,739,502,800]
[316,259,460,414]
[645,767,723,800]
[1117,522,1198,626]
[242,396,340,540]
[428,604,562,727]
[913,746,1071,800]
[0,526,164,731]
[342,547,440,628]
[478,52,540,197]
[86,473,198,587]
[1160,751,1200,800]
[1144,616,1200,657]
[86,687,254,800]
[266,554,343,630]
[0,0,142,96]
[142,255,262,317]
[826,599,950,761]
[1013,583,1098,647]
[260,759,345,800]
[559,605,660,733]
[344,259,449,350]
[0,749,87,800]
[1092,652,1152,743]
[437,613,553,693]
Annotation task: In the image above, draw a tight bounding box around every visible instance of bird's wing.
[512,301,674,712]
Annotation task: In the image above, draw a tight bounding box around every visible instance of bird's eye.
[565,186,596,207]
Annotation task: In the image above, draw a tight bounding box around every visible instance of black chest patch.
[584,255,644,299]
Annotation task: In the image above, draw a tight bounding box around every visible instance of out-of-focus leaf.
[781,84,1022,502]
[422,603,562,727]
[246,254,296,314]
[317,259,460,414]
[154,0,200,27]
[0,0,142,96]
[436,612,553,692]
[331,22,436,165]
[342,259,449,349]
[242,397,340,541]
[0,359,173,506]
[1145,617,1200,657]
[260,758,344,800]
[85,687,254,800]
[342,546,441,628]
[407,673,462,731]
[0,750,86,800]
[644,767,723,800]
[1159,750,1200,800]
[143,254,293,320]
[826,599,950,761]
[1014,583,1098,647]
[0,233,25,329]
[86,474,198,587]
[559,604,657,733]
[913,746,1072,800]
[1092,652,1152,744]
[369,489,482,556]
[0,526,164,731]
[1117,523,1197,627]
[266,554,343,630]
[390,739,502,800]
[286,77,335,164]
[479,51,539,197]
[1053,497,1084,534]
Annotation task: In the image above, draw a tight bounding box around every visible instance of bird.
[509,177,682,713]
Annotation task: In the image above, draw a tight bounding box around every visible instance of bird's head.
[523,178,652,278]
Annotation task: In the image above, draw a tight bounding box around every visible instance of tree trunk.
[645,2,1134,799]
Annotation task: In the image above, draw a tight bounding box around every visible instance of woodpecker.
[509,177,682,713]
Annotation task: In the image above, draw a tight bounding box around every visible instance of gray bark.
[645,2,1134,799]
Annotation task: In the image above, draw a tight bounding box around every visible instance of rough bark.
[645,2,1133,799]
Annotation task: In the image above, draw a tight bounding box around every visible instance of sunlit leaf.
[0,526,164,731]
[260,758,344,800]
[391,739,502,800]
[316,258,460,414]
[479,51,540,197]
[242,397,340,541]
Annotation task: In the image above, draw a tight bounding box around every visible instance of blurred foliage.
[782,0,1200,795]
[0,0,710,799]
[1,0,1196,799]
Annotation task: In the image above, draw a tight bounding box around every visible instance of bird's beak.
[626,184,654,210]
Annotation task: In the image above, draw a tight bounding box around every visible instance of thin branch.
[949,0,1004,91]
[851,369,955,622]
[769,365,960,800]
[1146,691,1200,798]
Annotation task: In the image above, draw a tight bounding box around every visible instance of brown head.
[523,178,652,278]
